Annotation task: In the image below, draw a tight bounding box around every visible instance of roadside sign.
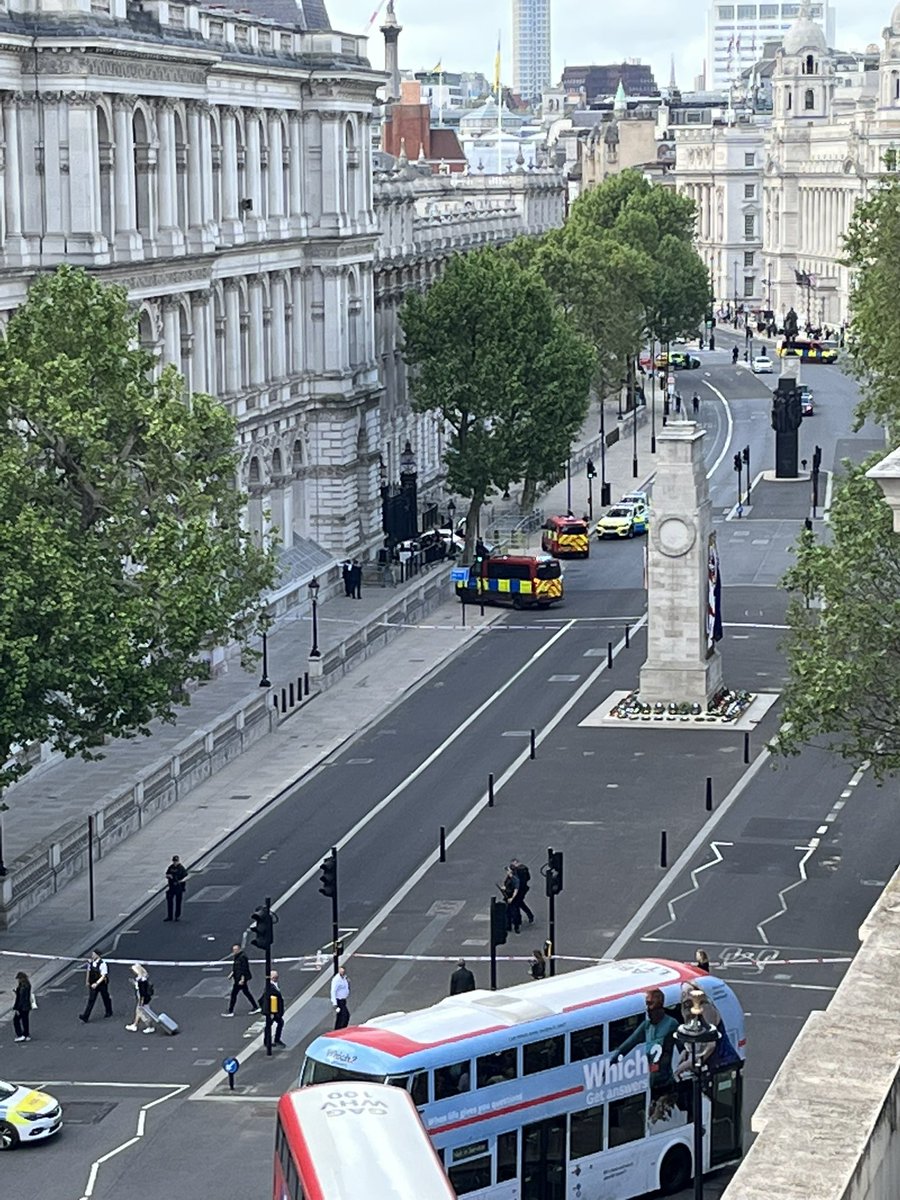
[223,1057,240,1075]
[450,567,470,583]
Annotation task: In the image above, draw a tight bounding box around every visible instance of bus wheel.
[659,1145,691,1195]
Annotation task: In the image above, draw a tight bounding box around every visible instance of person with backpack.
[510,858,535,925]
[125,964,156,1034]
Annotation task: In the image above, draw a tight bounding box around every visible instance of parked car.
[751,354,774,374]
[669,351,701,370]
[595,502,649,539]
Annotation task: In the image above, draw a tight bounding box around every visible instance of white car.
[620,491,649,510]
[751,354,774,374]
[0,1078,62,1149]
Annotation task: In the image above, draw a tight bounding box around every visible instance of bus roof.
[279,1083,456,1200]
[319,959,703,1063]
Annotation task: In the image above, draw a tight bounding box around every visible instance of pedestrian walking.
[449,959,476,995]
[692,391,700,415]
[79,949,113,1023]
[510,859,535,924]
[693,948,711,973]
[13,972,33,1042]
[164,854,188,921]
[222,944,260,1017]
[732,345,739,364]
[331,965,350,1029]
[342,559,352,597]
[350,558,362,600]
[501,866,522,934]
[258,970,286,1046]
[125,963,156,1034]
[529,950,547,981]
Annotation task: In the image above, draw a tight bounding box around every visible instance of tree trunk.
[521,477,537,510]
[463,493,484,562]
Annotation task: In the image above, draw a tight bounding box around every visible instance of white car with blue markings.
[0,1079,62,1149]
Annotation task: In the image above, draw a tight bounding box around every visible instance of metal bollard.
[625,625,630,649]
[660,830,668,868]
[439,826,446,863]
[297,677,303,703]
[289,682,295,707]
[705,776,713,812]
[743,731,750,764]
[488,773,495,806]
[607,641,613,669]
[304,672,310,697]
[530,729,536,760]
[280,688,287,714]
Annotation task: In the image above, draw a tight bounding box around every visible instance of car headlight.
[20,1111,43,1122]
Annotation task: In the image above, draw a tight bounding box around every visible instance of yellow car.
[0,1079,62,1149]
[595,502,649,539]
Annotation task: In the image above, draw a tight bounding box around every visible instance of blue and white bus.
[300,959,746,1200]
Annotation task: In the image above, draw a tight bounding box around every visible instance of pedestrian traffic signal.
[544,850,563,897]
[490,897,508,948]
[586,458,597,479]
[319,854,337,899]
[733,453,742,473]
[742,446,749,465]
[250,906,276,950]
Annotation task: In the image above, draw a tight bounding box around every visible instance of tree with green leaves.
[400,247,594,551]
[776,177,900,777]
[0,266,276,795]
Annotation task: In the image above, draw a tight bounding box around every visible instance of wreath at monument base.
[609,687,754,724]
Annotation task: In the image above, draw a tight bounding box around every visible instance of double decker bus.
[777,338,838,363]
[299,959,745,1200]
[275,1082,456,1200]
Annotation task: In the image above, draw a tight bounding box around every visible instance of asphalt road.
[5,353,894,1200]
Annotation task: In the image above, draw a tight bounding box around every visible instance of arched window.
[787,89,792,111]
[272,448,283,476]
[178,302,192,384]
[345,120,357,218]
[210,110,222,224]
[292,439,303,471]
[213,288,226,396]
[97,106,114,244]
[895,74,899,101]
[248,456,261,485]
[804,89,815,111]
[235,113,247,212]
[805,54,815,75]
[348,269,361,367]
[138,309,156,354]
[132,109,153,238]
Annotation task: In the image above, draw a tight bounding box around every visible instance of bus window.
[523,1034,564,1075]
[448,1141,492,1195]
[570,1024,605,1061]
[536,560,562,581]
[435,1060,471,1098]
[476,1048,517,1088]
[299,1059,382,1087]
[570,1105,604,1159]
[410,1070,429,1107]
[608,1093,645,1148]
[608,1012,642,1053]
[497,1130,517,1182]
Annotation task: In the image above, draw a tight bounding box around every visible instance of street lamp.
[308,576,321,659]
[258,628,271,688]
[447,497,456,529]
[674,989,720,1200]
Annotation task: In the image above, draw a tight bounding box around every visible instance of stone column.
[291,268,305,373]
[161,297,181,369]
[113,98,142,258]
[66,95,107,261]
[288,113,303,231]
[39,96,67,258]
[191,290,211,394]
[271,271,287,379]
[219,107,243,244]
[224,280,242,394]
[244,112,265,237]
[639,420,723,705]
[320,111,341,229]
[156,101,183,254]
[248,274,265,387]
[3,98,28,262]
[266,111,287,236]
[186,102,214,253]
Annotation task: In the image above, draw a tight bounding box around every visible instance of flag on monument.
[707,535,723,649]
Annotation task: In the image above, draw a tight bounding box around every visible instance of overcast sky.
[328,0,894,91]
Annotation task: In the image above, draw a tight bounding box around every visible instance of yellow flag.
[432,60,442,74]
[493,33,501,93]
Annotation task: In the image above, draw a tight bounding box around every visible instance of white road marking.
[642,842,734,940]
[191,617,647,1101]
[265,619,576,916]
[78,1084,188,1200]
[700,381,735,478]
[756,843,818,945]
[721,978,836,992]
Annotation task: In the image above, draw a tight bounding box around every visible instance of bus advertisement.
[299,959,746,1200]
[275,1082,457,1200]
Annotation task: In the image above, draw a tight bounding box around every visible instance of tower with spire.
[381,0,402,103]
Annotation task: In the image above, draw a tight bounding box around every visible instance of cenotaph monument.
[638,418,723,705]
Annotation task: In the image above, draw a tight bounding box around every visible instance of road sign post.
[223,1057,239,1092]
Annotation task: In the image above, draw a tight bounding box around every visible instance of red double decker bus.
[275,1082,457,1200]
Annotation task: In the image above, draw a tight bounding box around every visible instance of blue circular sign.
[223,1057,240,1075]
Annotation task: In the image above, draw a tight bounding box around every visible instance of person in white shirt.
[330,966,350,1029]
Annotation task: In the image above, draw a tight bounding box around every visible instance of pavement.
[0,385,661,1004]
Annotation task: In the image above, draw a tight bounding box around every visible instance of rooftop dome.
[782,2,827,54]
[892,3,900,34]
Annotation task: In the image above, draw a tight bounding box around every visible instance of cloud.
[329,0,894,93]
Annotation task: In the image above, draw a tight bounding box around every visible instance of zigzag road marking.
[642,841,734,940]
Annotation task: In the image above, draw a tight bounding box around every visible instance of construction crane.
[363,0,388,32]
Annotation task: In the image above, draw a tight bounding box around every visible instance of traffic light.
[733,453,742,473]
[742,446,749,466]
[545,850,563,897]
[250,905,276,950]
[490,897,508,948]
[586,458,597,479]
[319,853,337,898]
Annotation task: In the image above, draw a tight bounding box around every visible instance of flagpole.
[438,67,444,127]
[494,30,502,175]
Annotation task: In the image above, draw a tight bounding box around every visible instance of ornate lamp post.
[308,576,321,660]
[674,988,720,1200]
[258,628,271,688]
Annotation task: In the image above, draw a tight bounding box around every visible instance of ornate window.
[804,88,815,110]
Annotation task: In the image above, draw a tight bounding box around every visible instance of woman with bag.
[125,963,156,1034]
[13,972,33,1042]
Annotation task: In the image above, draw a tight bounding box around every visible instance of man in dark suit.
[449,959,476,995]
[164,854,188,921]
[223,944,260,1017]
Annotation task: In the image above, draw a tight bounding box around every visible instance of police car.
[0,1078,62,1149]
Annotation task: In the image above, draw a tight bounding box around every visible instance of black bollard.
[743,731,750,764]
[439,826,446,863]
[607,641,613,669]
[289,682,295,707]
[705,777,713,812]
[660,830,668,868]
[625,625,630,649]
[530,729,536,760]
[304,672,310,697]
[280,687,287,714]
[488,773,495,806]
